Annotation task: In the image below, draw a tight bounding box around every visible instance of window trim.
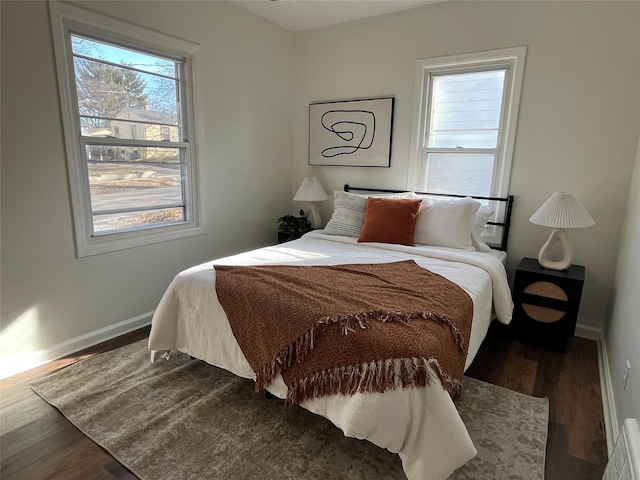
[407,47,527,198]
[49,1,204,257]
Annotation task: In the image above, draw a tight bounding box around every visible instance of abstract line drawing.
[308,97,393,167]
[320,109,375,158]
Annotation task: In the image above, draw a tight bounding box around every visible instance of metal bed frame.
[343,184,514,251]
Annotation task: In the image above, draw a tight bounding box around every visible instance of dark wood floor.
[465,323,608,479]
[1,323,608,479]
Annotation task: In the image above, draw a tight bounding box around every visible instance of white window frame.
[407,47,527,199]
[50,1,204,257]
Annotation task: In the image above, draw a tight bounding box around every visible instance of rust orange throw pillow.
[358,197,422,246]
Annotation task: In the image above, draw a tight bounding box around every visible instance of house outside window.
[408,47,526,199]
[161,126,170,141]
[50,1,203,256]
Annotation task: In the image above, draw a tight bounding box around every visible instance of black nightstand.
[512,257,585,351]
[277,232,294,244]
[277,231,310,243]
[277,229,314,244]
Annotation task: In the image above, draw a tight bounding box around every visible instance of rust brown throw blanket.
[215,260,473,408]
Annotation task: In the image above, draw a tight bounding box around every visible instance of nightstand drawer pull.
[523,281,568,301]
[522,303,565,323]
[521,282,569,323]
[519,292,570,310]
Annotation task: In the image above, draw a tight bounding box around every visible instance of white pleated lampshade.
[293,177,328,202]
[529,192,595,229]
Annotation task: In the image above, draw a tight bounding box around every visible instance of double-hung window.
[408,47,526,198]
[50,2,202,257]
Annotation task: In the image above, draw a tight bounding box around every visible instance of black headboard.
[343,184,514,251]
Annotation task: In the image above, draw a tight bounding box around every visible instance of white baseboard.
[576,323,618,454]
[0,311,153,381]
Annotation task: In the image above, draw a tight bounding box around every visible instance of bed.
[148,185,514,480]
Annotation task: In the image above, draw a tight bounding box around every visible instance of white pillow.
[414,197,480,250]
[471,205,495,252]
[323,190,418,237]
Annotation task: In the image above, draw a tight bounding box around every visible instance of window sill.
[77,224,206,257]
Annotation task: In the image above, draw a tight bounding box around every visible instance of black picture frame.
[308,97,394,167]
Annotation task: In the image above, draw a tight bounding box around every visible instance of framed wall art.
[308,97,394,167]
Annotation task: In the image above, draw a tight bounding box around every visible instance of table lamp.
[529,192,594,270]
[293,177,328,228]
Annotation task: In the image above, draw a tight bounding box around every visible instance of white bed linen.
[149,231,513,480]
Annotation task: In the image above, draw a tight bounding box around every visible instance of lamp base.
[538,228,573,271]
[306,203,323,229]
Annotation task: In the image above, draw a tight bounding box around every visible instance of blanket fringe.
[284,356,462,409]
[254,310,467,401]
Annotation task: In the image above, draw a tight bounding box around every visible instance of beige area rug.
[31,340,548,480]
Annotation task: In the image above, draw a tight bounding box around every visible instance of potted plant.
[277,209,313,243]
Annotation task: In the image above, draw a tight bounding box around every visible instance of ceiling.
[228,0,441,32]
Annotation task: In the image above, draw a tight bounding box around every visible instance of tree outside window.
[50,1,202,256]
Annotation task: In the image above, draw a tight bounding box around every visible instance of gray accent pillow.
[323,191,367,237]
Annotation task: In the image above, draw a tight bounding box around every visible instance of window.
[408,47,526,198]
[160,126,170,141]
[50,1,202,256]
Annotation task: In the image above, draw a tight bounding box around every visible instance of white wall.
[292,0,640,329]
[0,1,294,376]
[606,136,640,429]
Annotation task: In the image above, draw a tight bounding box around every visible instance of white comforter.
[149,231,513,480]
